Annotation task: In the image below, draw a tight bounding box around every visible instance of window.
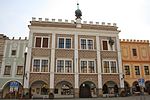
[88,61,95,73]
[66,39,71,48]
[135,66,140,75]
[56,60,72,73]
[88,40,93,49]
[124,65,130,75]
[58,38,64,48]
[80,39,94,50]
[41,60,48,72]
[65,60,72,73]
[35,37,49,48]
[110,61,117,73]
[16,66,23,75]
[81,61,87,73]
[102,41,108,50]
[132,49,137,56]
[103,60,117,73]
[57,60,64,72]
[58,38,72,49]
[32,59,49,72]
[4,66,11,75]
[80,60,95,73]
[11,50,16,56]
[103,61,109,73]
[144,66,149,75]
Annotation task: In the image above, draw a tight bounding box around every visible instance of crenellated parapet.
[31,17,117,27]
[11,37,27,40]
[120,39,149,43]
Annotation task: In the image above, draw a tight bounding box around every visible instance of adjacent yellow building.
[121,39,150,94]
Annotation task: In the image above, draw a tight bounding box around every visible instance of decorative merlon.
[11,37,28,40]
[120,39,149,43]
[31,17,118,26]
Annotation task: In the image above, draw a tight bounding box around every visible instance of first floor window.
[41,60,48,72]
[88,61,95,73]
[144,66,149,75]
[135,66,140,75]
[111,61,117,73]
[16,66,23,75]
[4,66,11,75]
[32,59,49,72]
[56,59,72,73]
[81,61,87,73]
[103,60,117,73]
[57,60,64,72]
[103,61,109,73]
[124,65,130,75]
[80,60,95,73]
[33,59,40,72]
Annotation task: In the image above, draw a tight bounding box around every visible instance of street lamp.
[22,47,28,98]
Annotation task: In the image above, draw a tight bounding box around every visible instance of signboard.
[9,81,19,92]
[138,78,145,87]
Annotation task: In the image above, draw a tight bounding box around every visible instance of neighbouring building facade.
[0,34,9,98]
[0,37,28,98]
[121,39,150,94]
[23,12,124,98]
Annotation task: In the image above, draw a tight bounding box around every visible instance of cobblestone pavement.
[53,96,149,100]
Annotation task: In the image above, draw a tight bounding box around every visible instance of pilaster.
[116,35,124,88]
[96,36,102,89]
[74,33,79,89]
[50,33,55,91]
[24,31,33,89]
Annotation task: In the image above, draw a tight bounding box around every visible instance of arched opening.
[54,81,74,98]
[145,81,150,95]
[30,80,49,98]
[2,81,22,99]
[103,81,118,97]
[132,81,141,94]
[124,81,131,96]
[79,81,96,98]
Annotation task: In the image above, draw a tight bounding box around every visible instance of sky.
[0,0,150,40]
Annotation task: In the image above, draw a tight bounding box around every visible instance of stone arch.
[54,81,74,98]
[79,81,97,98]
[103,81,118,95]
[145,80,150,94]
[124,81,131,95]
[30,80,49,98]
[132,81,140,93]
[2,80,23,99]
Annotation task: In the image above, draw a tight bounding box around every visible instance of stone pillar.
[50,33,55,95]
[116,35,124,89]
[96,36,103,97]
[74,33,79,98]
[97,88,103,97]
[74,88,79,98]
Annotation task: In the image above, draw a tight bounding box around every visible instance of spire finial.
[75,0,82,19]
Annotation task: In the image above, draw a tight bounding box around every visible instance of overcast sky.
[0,0,150,40]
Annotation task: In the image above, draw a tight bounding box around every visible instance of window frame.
[80,38,94,50]
[34,36,50,48]
[32,58,49,73]
[4,65,11,75]
[56,59,73,73]
[132,48,137,56]
[102,60,118,74]
[80,59,96,73]
[144,66,149,75]
[101,39,115,51]
[57,37,72,49]
[135,66,140,75]
[124,65,130,75]
[16,66,23,75]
